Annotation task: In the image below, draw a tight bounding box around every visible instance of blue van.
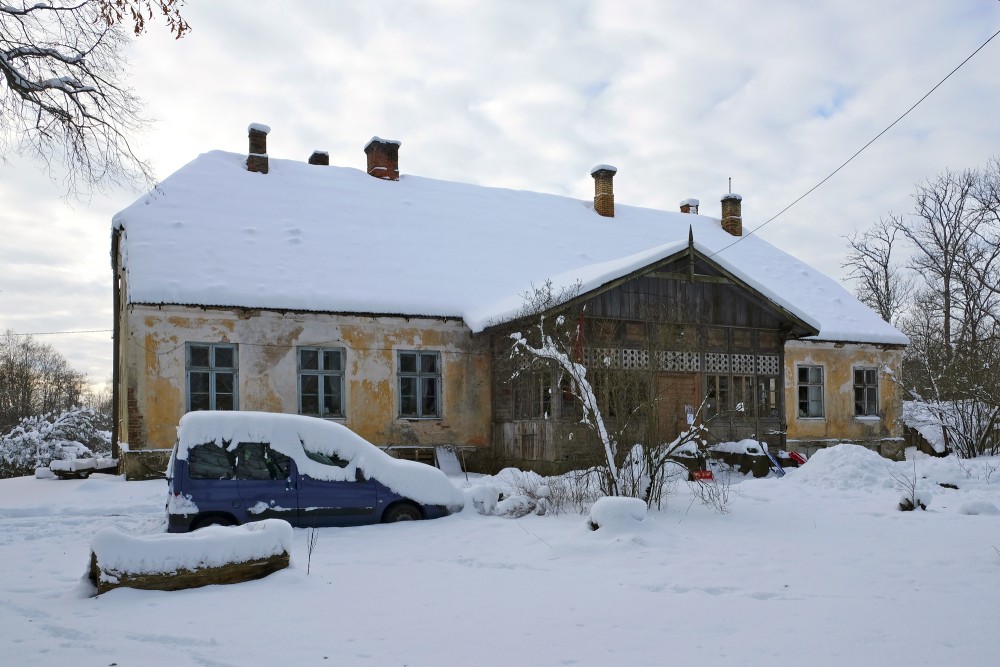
[166,411,464,532]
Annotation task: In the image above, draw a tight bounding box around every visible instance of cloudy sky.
[2,0,999,384]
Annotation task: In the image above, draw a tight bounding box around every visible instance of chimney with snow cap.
[591,164,617,218]
[364,137,400,180]
[308,150,329,166]
[721,193,743,236]
[247,123,270,174]
[680,198,700,214]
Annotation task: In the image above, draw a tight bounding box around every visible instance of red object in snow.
[691,470,714,481]
[788,451,807,466]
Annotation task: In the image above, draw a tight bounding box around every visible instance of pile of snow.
[958,501,1000,515]
[91,519,292,578]
[711,439,765,455]
[466,484,501,515]
[785,444,900,491]
[902,401,947,453]
[176,411,464,510]
[587,496,647,531]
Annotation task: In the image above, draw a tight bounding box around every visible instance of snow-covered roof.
[113,150,907,345]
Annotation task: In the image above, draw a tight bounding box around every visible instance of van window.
[235,443,291,481]
[188,443,235,479]
[305,449,349,468]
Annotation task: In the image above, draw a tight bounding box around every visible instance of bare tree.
[508,281,710,502]
[0,1,188,194]
[843,214,913,325]
[895,169,982,355]
[883,162,1000,458]
[0,330,87,433]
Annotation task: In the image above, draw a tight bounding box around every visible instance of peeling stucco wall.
[120,305,491,451]
[784,340,905,454]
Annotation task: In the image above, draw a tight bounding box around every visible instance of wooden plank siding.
[489,255,801,472]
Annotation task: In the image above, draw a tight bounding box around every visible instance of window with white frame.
[398,351,441,418]
[797,365,824,418]
[187,343,237,412]
[298,347,345,418]
[854,367,878,417]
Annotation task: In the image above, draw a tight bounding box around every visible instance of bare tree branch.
[1,0,188,196]
[842,213,913,325]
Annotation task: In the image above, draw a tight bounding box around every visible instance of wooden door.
[655,372,700,444]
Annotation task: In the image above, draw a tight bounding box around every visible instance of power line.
[7,329,112,336]
[707,23,1000,260]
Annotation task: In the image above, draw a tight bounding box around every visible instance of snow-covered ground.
[1,445,998,666]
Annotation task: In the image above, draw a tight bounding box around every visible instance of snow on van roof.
[114,150,907,345]
[176,411,464,509]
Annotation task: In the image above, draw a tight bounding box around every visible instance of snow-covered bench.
[49,457,118,479]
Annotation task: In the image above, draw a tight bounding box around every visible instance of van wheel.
[383,503,422,522]
[192,515,236,530]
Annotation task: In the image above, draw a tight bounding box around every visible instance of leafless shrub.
[983,459,999,484]
[305,528,318,575]
[888,461,928,511]
[686,469,732,514]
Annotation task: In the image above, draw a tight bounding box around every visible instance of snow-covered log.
[88,520,292,595]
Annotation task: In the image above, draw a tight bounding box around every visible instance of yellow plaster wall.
[121,305,491,450]
[783,340,904,447]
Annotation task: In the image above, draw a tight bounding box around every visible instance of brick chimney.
[246,123,270,174]
[364,137,400,180]
[590,164,617,217]
[308,150,329,166]
[680,198,700,214]
[721,193,743,236]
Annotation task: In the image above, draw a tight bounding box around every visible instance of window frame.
[796,365,825,419]
[297,346,346,419]
[853,367,879,418]
[705,374,730,418]
[397,350,442,419]
[186,343,238,412]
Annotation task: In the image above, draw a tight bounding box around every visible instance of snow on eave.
[123,300,467,324]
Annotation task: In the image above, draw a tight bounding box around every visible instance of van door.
[234,442,299,525]
[297,451,377,527]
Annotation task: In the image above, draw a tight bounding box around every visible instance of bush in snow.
[0,407,111,478]
[687,466,734,514]
[587,496,647,531]
[468,484,501,515]
[888,460,930,511]
[494,468,568,516]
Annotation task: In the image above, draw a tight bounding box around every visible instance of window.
[854,368,878,417]
[298,347,345,418]
[234,443,291,481]
[757,377,779,418]
[706,374,730,417]
[305,449,349,468]
[797,366,824,418]
[188,443,235,480]
[398,351,441,418]
[731,375,754,415]
[512,371,550,420]
[187,343,238,412]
